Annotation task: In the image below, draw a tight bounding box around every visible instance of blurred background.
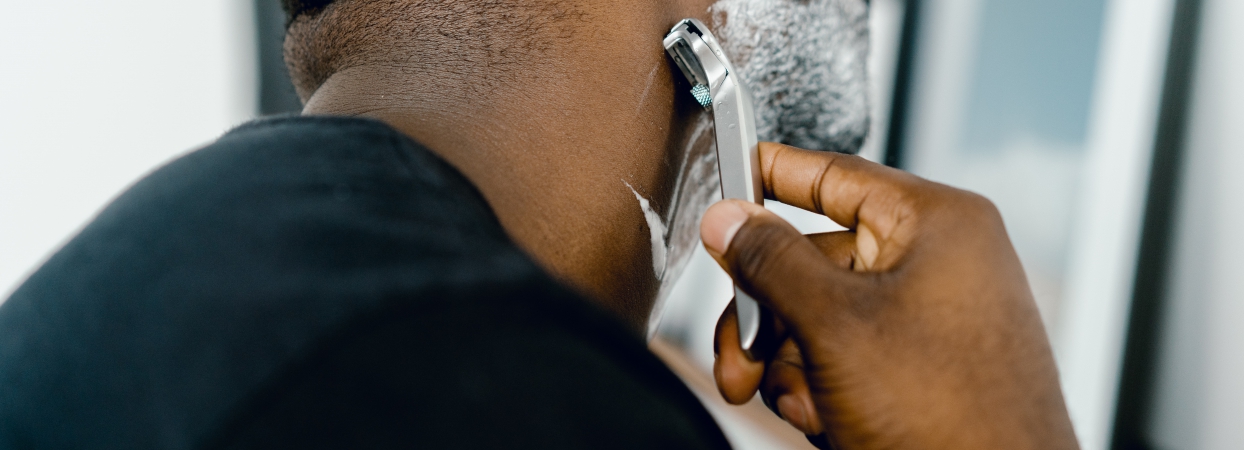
[1,0,1240,448]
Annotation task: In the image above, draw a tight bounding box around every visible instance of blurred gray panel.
[255,0,303,115]
[1148,0,1244,448]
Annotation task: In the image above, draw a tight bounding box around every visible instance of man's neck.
[300,32,701,331]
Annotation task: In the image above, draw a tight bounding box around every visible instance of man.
[0,0,1077,448]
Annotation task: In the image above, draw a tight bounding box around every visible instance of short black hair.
[281,0,586,101]
[281,0,335,21]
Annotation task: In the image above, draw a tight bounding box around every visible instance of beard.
[710,0,871,154]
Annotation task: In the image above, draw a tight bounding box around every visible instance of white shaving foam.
[635,65,660,117]
[625,181,669,279]
[643,113,720,339]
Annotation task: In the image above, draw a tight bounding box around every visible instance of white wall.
[0,1,256,299]
[1149,0,1244,447]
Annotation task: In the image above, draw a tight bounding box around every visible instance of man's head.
[281,0,597,102]
[281,0,869,151]
[279,0,870,331]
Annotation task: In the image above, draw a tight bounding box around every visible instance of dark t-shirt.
[0,117,730,449]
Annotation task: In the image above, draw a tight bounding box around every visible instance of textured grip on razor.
[691,84,713,108]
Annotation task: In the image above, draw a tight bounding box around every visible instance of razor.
[664,18,765,357]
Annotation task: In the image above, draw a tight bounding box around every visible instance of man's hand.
[701,143,1078,449]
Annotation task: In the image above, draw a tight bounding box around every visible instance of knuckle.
[888,190,923,223]
[878,174,929,215]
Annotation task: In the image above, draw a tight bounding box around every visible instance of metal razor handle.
[663,18,765,355]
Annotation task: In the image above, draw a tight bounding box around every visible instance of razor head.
[663,19,731,110]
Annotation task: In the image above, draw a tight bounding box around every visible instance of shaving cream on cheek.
[710,0,871,154]
[637,113,720,338]
[624,181,669,279]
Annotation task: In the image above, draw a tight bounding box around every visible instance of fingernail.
[777,395,809,432]
[702,200,750,255]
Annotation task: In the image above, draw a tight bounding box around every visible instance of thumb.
[700,200,868,334]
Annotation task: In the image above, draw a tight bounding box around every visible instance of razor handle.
[664,18,766,358]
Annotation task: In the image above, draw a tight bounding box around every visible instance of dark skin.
[299,0,719,330]
[703,143,1080,448]
[293,1,1079,447]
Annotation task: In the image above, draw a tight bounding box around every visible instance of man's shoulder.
[207,268,730,449]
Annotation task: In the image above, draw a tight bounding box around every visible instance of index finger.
[759,142,921,237]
